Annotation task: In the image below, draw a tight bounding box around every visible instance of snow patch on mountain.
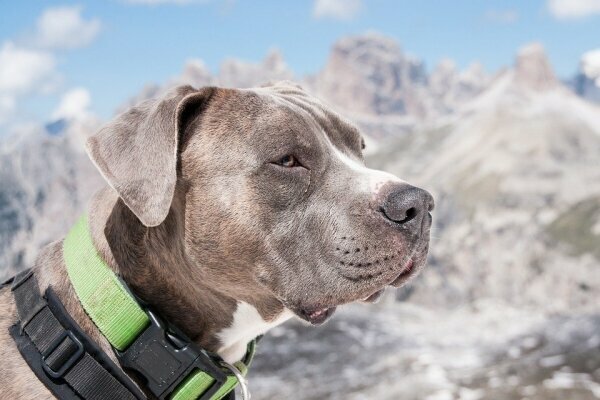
[574,48,600,104]
[581,49,600,84]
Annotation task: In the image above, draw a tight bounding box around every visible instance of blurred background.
[1,1,599,399]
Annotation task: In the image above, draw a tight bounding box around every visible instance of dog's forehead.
[245,85,364,152]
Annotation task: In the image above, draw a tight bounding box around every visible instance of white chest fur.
[216,301,293,364]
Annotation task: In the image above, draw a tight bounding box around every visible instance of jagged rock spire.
[514,43,557,90]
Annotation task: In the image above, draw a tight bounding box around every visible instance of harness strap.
[11,269,139,400]
[63,216,149,351]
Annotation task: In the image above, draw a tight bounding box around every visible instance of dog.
[0,82,433,399]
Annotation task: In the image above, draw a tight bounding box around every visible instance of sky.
[1,0,599,128]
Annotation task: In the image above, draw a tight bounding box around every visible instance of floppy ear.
[86,85,214,227]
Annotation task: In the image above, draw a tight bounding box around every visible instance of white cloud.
[548,0,600,19]
[0,42,60,126]
[484,9,519,24]
[33,6,101,50]
[52,88,92,120]
[313,0,362,21]
[0,42,58,94]
[0,6,100,127]
[581,48,600,84]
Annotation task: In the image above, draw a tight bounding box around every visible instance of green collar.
[63,215,254,400]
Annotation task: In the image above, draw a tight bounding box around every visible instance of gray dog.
[0,82,433,399]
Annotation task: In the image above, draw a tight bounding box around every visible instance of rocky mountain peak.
[219,49,294,88]
[177,59,214,87]
[514,42,557,90]
[314,32,427,116]
[428,59,458,95]
[460,62,488,86]
[262,48,289,77]
[332,31,406,62]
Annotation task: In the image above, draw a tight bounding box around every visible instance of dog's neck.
[86,188,291,363]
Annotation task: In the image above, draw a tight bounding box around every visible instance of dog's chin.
[290,256,425,325]
[279,244,429,326]
[292,305,338,325]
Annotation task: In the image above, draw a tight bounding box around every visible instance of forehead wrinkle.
[275,92,363,155]
[250,87,364,162]
[252,90,328,148]
[275,97,363,170]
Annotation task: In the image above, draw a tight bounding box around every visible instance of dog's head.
[87,82,433,325]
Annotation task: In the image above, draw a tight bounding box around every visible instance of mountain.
[427,59,492,114]
[0,117,102,275]
[306,33,495,144]
[310,32,428,117]
[368,42,600,311]
[122,33,493,142]
[219,49,293,88]
[119,49,294,112]
[310,33,493,121]
[573,48,600,104]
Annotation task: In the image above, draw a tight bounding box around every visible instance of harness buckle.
[42,330,85,379]
[115,308,227,400]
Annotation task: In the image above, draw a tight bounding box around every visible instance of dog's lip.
[294,305,337,325]
[337,254,420,301]
[360,258,416,300]
[388,258,416,287]
[361,288,385,303]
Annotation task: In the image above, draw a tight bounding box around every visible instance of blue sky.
[0,0,599,124]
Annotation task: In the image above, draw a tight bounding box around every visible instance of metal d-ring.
[220,361,251,400]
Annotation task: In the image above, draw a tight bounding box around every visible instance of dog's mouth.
[296,306,338,325]
[292,257,420,325]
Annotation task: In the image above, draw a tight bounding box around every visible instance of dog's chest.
[216,301,293,363]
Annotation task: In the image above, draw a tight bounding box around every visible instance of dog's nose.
[380,185,434,230]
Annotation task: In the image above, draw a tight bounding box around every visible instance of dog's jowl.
[0,81,433,399]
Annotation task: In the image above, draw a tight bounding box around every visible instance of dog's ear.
[86,85,214,227]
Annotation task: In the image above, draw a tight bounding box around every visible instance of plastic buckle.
[116,308,227,400]
[42,330,85,379]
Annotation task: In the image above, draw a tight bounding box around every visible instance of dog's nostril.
[403,207,417,223]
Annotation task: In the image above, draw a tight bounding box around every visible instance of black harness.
[5,269,236,400]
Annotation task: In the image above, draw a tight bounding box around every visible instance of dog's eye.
[276,155,300,168]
